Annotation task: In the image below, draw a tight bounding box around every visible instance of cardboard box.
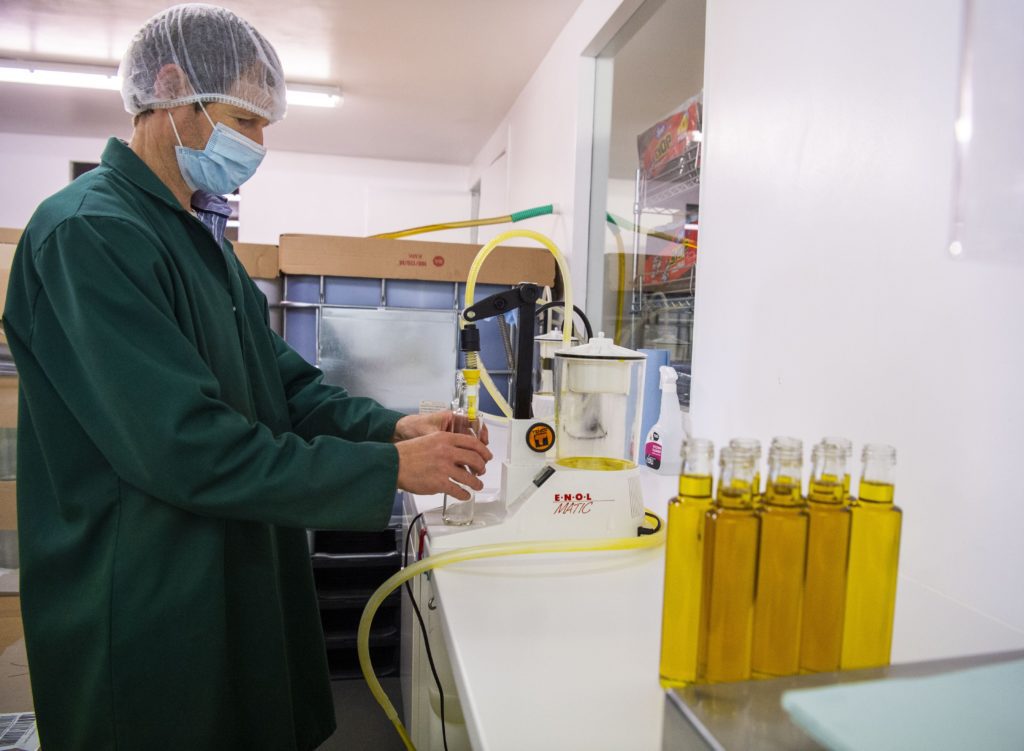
[637,95,702,180]
[0,378,15,430]
[232,242,279,280]
[278,235,557,287]
[0,576,31,712]
[1,236,18,348]
[0,484,14,532]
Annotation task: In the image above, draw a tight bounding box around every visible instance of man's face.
[171,101,270,150]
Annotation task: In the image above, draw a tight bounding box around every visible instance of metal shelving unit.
[629,134,701,408]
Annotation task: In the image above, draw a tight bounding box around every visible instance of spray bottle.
[643,366,684,475]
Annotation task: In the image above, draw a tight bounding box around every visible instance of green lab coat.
[2,138,405,749]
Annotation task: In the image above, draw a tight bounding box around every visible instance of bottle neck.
[764,448,803,506]
[808,479,844,504]
[859,443,896,504]
[659,386,678,422]
[717,484,754,509]
[679,473,712,501]
[857,480,894,504]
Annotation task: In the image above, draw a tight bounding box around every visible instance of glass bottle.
[841,444,902,670]
[729,437,762,504]
[442,370,481,526]
[659,438,715,687]
[751,438,809,678]
[799,440,852,673]
[698,446,760,683]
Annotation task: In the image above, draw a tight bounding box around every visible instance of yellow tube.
[372,215,513,240]
[612,228,626,344]
[463,229,572,419]
[358,512,666,750]
[372,205,556,240]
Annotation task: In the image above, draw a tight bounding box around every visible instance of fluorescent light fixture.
[0,58,343,109]
[286,84,343,108]
[0,59,120,90]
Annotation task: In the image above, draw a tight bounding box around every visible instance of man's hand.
[393,411,489,445]
[395,431,493,500]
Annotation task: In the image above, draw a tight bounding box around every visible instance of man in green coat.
[1,5,491,748]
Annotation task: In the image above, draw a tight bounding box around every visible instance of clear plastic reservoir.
[553,335,646,470]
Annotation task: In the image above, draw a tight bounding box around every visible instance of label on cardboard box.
[278,234,556,286]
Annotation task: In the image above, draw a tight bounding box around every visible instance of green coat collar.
[101,137,187,214]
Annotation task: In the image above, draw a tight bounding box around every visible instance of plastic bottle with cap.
[643,366,684,476]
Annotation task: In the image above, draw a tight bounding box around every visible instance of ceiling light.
[0,59,120,91]
[287,84,343,109]
[0,58,343,109]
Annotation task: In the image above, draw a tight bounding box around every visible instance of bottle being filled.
[841,443,902,670]
[800,439,853,673]
[699,445,760,683]
[442,368,482,526]
[751,437,809,678]
[658,438,715,687]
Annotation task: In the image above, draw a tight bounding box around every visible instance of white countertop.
[408,426,1024,751]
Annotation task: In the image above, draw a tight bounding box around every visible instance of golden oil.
[841,444,901,670]
[799,441,852,673]
[659,439,715,687]
[556,456,636,471]
[751,438,808,678]
[698,446,759,683]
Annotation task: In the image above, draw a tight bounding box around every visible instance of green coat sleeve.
[28,215,399,530]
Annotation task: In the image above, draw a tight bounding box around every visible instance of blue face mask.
[168,103,266,196]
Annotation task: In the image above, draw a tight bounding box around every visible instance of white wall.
[0,133,110,230]
[468,0,641,299]
[241,149,471,244]
[695,0,1024,651]
[0,132,472,244]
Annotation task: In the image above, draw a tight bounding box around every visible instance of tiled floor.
[320,676,406,750]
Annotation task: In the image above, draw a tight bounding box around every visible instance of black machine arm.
[462,284,543,420]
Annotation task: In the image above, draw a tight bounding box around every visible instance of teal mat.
[782,659,1024,751]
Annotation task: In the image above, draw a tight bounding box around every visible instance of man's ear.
[153,64,192,100]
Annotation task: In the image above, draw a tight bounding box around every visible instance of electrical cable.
[640,510,663,535]
[371,204,555,240]
[358,511,666,750]
[534,301,593,341]
[402,513,449,751]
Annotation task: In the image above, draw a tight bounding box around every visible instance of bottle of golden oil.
[698,445,759,683]
[659,438,715,687]
[841,444,902,670]
[729,438,762,505]
[750,438,809,678]
[799,440,852,673]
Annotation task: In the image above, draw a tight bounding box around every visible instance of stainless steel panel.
[662,650,1024,750]
[319,308,457,414]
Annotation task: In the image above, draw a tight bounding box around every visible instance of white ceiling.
[0,0,585,164]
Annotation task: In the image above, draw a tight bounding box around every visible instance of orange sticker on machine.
[526,423,555,453]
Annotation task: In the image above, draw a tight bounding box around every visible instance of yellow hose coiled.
[463,229,572,419]
[357,513,666,750]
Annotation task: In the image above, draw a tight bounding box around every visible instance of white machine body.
[428,334,649,551]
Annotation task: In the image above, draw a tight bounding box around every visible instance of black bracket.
[462,284,543,420]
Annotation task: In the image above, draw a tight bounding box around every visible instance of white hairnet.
[119,3,287,122]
